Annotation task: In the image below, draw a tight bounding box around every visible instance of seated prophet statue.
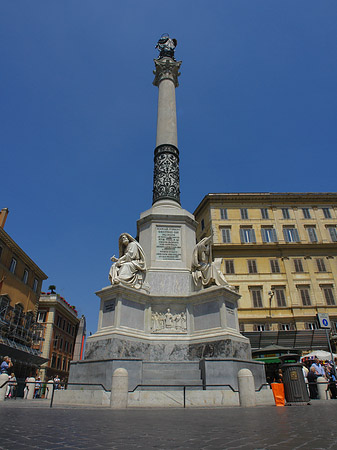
[191,236,235,290]
[109,233,147,290]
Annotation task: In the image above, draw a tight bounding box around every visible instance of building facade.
[194,193,337,351]
[0,208,48,378]
[37,293,80,382]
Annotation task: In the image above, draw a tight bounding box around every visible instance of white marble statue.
[109,233,147,290]
[191,236,234,289]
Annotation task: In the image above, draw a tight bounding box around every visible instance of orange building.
[37,292,80,383]
[0,208,48,378]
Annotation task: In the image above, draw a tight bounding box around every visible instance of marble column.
[152,57,182,205]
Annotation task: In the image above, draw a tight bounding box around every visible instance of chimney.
[0,208,9,228]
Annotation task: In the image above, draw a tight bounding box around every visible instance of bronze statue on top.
[155,34,177,60]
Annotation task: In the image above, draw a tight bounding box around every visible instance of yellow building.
[194,193,337,351]
[37,292,80,383]
[0,208,48,378]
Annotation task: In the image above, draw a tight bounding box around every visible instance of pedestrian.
[326,366,337,399]
[53,374,60,390]
[311,358,326,378]
[6,373,17,398]
[307,366,319,399]
[1,356,13,375]
[34,377,42,398]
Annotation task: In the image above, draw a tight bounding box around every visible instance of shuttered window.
[240,228,256,243]
[270,259,280,273]
[240,208,249,219]
[322,286,335,306]
[251,289,263,308]
[275,288,286,307]
[299,287,311,306]
[261,228,278,243]
[328,226,337,242]
[323,208,331,219]
[302,208,311,219]
[261,208,269,219]
[221,227,231,243]
[9,258,17,274]
[220,208,228,220]
[316,258,326,272]
[294,259,304,272]
[283,227,300,242]
[225,260,235,274]
[247,260,258,274]
[306,226,317,242]
[282,208,290,219]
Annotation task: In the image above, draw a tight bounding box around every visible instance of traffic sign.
[317,313,331,329]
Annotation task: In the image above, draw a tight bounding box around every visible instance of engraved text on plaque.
[156,226,182,261]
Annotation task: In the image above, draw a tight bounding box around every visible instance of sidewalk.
[0,399,337,449]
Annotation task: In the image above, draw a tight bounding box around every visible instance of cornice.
[194,192,337,217]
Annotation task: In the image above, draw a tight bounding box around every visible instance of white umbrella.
[301,350,337,361]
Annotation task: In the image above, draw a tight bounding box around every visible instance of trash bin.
[281,363,309,403]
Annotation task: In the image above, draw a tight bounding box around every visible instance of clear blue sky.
[1,1,336,335]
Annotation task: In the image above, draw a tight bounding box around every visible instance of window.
[239,323,245,332]
[274,288,287,307]
[201,219,205,230]
[240,208,248,220]
[322,286,335,306]
[298,287,311,306]
[225,260,235,274]
[316,258,326,272]
[65,341,69,353]
[247,260,258,274]
[250,288,263,308]
[37,311,46,323]
[9,258,17,274]
[261,208,269,219]
[240,227,256,243]
[69,343,73,354]
[302,208,311,219]
[282,208,290,219]
[62,358,67,371]
[220,208,227,220]
[0,297,10,319]
[221,227,231,243]
[323,208,331,219]
[33,278,38,292]
[280,324,291,331]
[57,316,62,328]
[53,335,59,349]
[270,259,280,273]
[253,324,267,332]
[305,322,317,330]
[306,226,317,242]
[51,354,57,368]
[13,304,23,325]
[22,269,29,284]
[59,337,63,350]
[328,226,337,242]
[57,357,61,370]
[261,228,277,243]
[283,227,300,243]
[294,259,304,272]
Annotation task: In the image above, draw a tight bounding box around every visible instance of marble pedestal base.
[68,284,266,393]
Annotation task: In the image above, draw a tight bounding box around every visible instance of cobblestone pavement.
[0,400,336,449]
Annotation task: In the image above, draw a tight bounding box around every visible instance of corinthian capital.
[153,58,182,87]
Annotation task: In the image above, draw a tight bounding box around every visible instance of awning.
[254,356,281,364]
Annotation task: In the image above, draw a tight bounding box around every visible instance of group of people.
[302,358,337,400]
[1,356,17,399]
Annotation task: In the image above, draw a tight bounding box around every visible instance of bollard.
[317,376,328,400]
[110,368,128,409]
[238,368,256,407]
[0,374,9,402]
[26,377,35,400]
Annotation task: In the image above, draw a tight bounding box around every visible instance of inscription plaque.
[156,226,182,261]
